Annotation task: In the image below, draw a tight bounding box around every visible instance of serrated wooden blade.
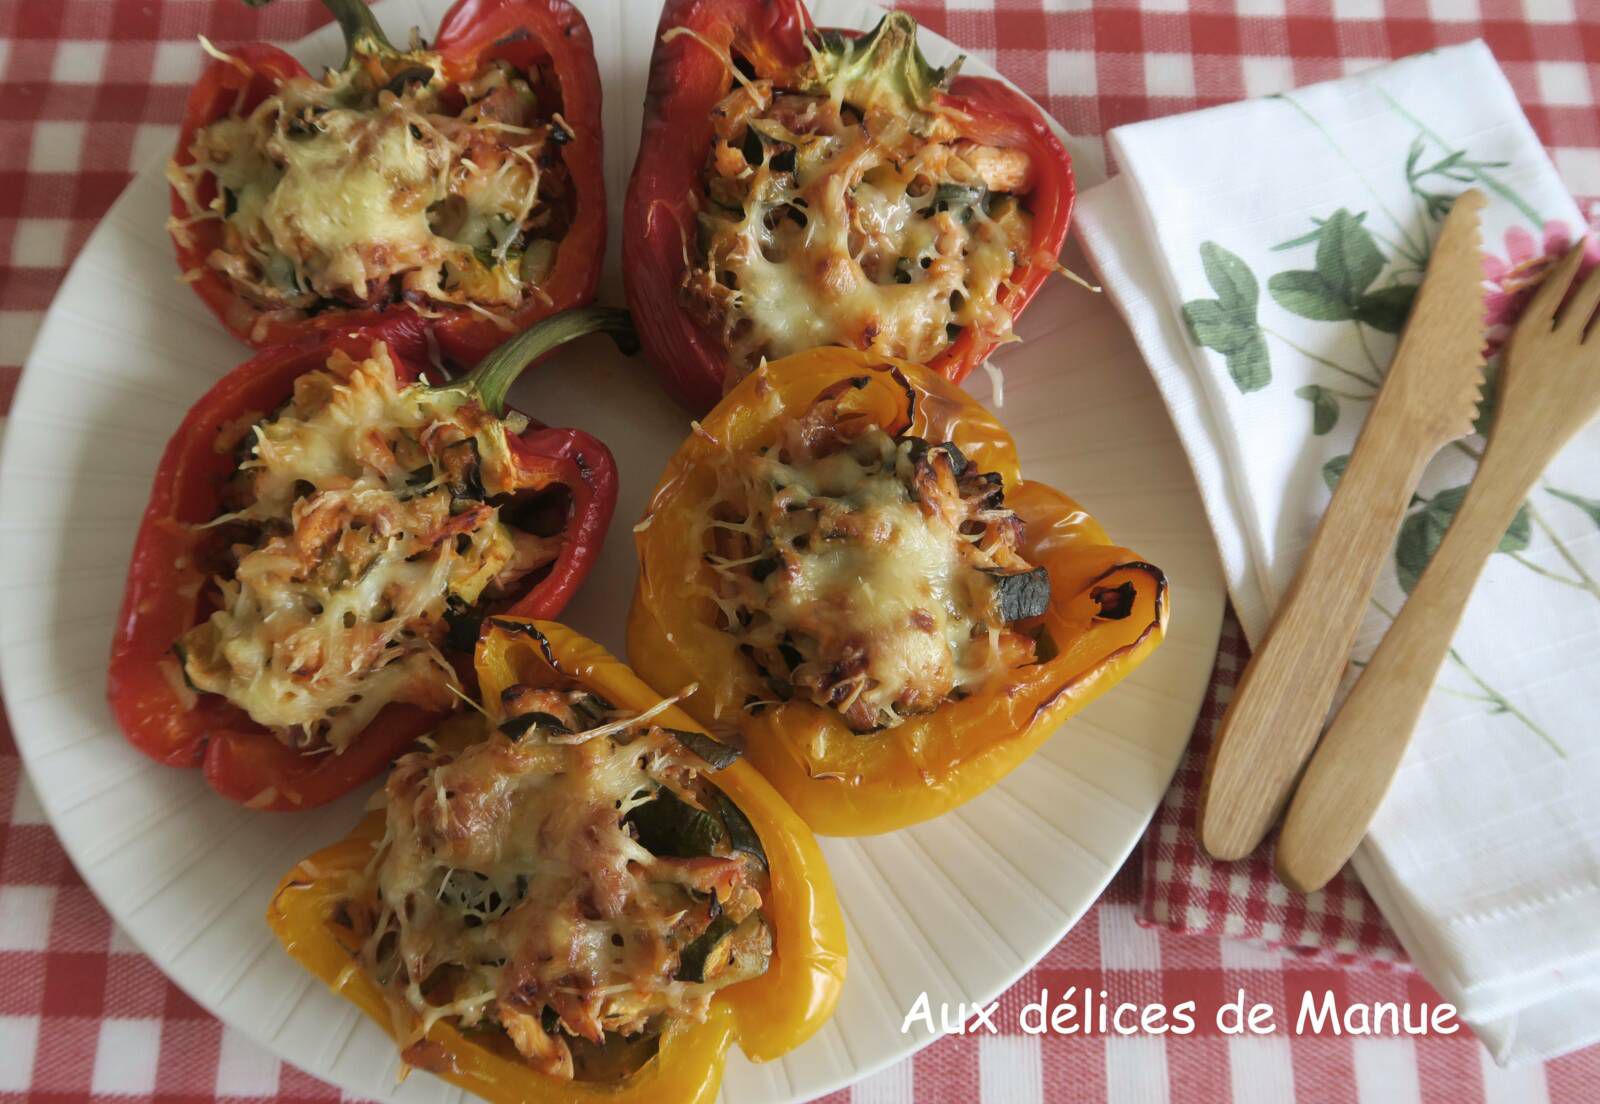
[1198,189,1489,863]
[1382,188,1488,444]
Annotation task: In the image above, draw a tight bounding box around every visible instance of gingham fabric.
[1138,616,1411,969]
[3,1,1600,1100]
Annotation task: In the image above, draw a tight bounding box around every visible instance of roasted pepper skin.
[266,619,847,1104]
[628,348,1168,836]
[622,0,1075,413]
[108,314,619,810]
[172,0,605,362]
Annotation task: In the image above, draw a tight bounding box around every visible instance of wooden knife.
[1197,189,1488,862]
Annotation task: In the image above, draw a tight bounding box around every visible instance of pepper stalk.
[432,306,639,417]
[320,0,398,64]
[802,13,960,133]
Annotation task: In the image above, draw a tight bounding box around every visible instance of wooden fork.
[1277,239,1600,893]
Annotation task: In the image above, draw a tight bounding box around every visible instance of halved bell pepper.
[628,349,1168,835]
[623,0,1075,412]
[109,309,627,810]
[267,618,847,1104]
[171,0,605,362]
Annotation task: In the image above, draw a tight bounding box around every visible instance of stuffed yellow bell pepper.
[267,619,846,1104]
[628,350,1168,836]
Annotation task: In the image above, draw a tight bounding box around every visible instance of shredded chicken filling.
[178,342,561,754]
[683,78,1033,382]
[169,49,575,337]
[702,390,1049,731]
[341,682,771,1081]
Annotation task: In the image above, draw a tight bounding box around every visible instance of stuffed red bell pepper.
[109,308,629,811]
[168,0,605,363]
[623,0,1075,413]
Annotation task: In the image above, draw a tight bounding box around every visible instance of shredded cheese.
[684,81,1033,383]
[700,397,1047,731]
[170,50,573,321]
[350,686,772,1080]
[177,342,560,753]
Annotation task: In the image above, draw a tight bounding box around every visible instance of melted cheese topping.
[684,83,1033,381]
[704,405,1042,731]
[169,54,568,333]
[354,686,770,1080]
[260,108,448,298]
[178,342,557,754]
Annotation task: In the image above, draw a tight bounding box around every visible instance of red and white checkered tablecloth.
[3,1,1600,1100]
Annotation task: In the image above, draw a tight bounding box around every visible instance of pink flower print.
[1482,220,1600,353]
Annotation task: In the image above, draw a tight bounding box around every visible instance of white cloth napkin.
[1074,40,1600,1065]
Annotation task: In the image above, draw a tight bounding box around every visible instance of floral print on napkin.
[1179,89,1600,755]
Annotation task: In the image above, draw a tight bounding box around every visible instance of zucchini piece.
[570,692,611,727]
[440,438,484,503]
[676,915,737,983]
[904,436,969,476]
[667,728,742,770]
[934,182,986,210]
[627,788,723,858]
[499,711,573,740]
[716,792,767,866]
[678,913,772,985]
[568,1031,661,1085]
[984,565,1051,622]
[383,64,436,97]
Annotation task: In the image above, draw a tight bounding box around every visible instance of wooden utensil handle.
[1198,411,1435,861]
[1276,462,1539,892]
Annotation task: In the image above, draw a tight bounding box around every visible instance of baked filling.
[169,45,576,337]
[339,678,770,1081]
[177,342,561,755]
[684,76,1033,381]
[701,384,1050,731]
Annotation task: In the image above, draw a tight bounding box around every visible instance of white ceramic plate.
[0,1,1225,1100]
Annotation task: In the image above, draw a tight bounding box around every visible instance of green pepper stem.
[451,308,639,416]
[807,12,958,117]
[320,0,396,64]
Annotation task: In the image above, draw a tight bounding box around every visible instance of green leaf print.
[1315,209,1385,302]
[1323,454,1349,491]
[1227,332,1271,392]
[1548,488,1600,529]
[1184,300,1253,354]
[1351,283,1416,334]
[1183,242,1271,392]
[1269,209,1407,330]
[1502,503,1533,553]
[1269,270,1354,321]
[1271,211,1369,253]
[1404,134,1511,222]
[1200,240,1257,312]
[1395,486,1532,593]
[1295,385,1339,435]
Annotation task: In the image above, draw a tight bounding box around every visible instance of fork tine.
[1557,242,1600,335]
[1521,239,1589,333]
